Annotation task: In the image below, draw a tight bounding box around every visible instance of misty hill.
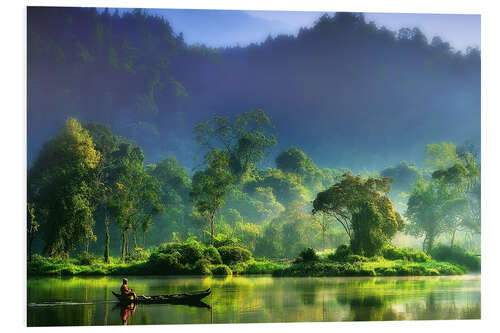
[28,8,480,171]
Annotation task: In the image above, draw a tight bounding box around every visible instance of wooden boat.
[112,288,211,305]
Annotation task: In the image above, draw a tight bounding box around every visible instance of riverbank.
[28,254,467,277]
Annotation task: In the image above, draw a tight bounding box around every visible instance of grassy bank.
[27,242,470,277]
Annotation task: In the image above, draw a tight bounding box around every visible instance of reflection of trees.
[27,275,480,325]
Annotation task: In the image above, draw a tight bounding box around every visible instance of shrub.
[147,251,183,274]
[203,246,223,264]
[77,252,98,266]
[295,247,319,263]
[328,244,352,261]
[192,259,212,275]
[218,245,252,265]
[160,240,204,265]
[430,245,480,271]
[125,248,150,263]
[212,233,238,248]
[211,264,233,275]
[382,245,431,263]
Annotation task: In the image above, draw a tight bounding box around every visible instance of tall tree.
[28,118,101,257]
[405,180,447,252]
[312,172,403,255]
[190,149,234,245]
[194,109,277,181]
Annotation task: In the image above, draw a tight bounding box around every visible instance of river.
[27,274,480,326]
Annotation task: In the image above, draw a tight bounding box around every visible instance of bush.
[328,244,352,261]
[211,264,233,275]
[296,247,319,263]
[203,246,223,264]
[382,245,431,263]
[159,240,204,265]
[125,248,150,263]
[192,259,212,275]
[430,245,480,271]
[212,233,238,248]
[77,252,98,266]
[218,245,252,265]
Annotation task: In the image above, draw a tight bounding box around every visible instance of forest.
[27,8,481,277]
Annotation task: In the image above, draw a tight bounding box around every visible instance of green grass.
[272,257,466,277]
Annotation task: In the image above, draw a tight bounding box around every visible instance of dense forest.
[27,8,481,267]
[28,7,480,170]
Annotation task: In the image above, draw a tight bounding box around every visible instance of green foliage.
[430,245,480,271]
[190,149,234,244]
[77,252,99,266]
[328,244,352,261]
[381,245,431,262]
[203,246,223,264]
[218,245,252,265]
[313,172,402,255]
[380,161,421,193]
[212,233,238,248]
[405,179,447,252]
[296,247,319,263]
[28,118,101,257]
[210,264,232,275]
[194,109,277,180]
[425,142,458,169]
[351,202,397,257]
[125,248,150,263]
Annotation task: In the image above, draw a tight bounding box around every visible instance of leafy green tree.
[431,152,481,241]
[84,122,120,263]
[405,180,447,252]
[380,161,421,194]
[425,142,459,169]
[108,142,163,262]
[276,147,322,188]
[190,149,234,245]
[255,221,283,258]
[194,109,276,181]
[28,118,101,257]
[313,212,334,250]
[244,168,308,205]
[312,172,403,255]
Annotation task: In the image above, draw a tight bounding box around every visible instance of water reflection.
[27,275,480,326]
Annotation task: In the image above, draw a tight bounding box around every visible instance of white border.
[3,0,499,332]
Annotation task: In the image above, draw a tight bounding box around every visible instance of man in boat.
[120,278,137,300]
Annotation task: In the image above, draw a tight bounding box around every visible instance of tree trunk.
[322,227,326,251]
[210,213,215,246]
[450,229,456,247]
[104,212,110,264]
[121,231,126,263]
[143,232,146,249]
[28,233,34,262]
[133,231,138,250]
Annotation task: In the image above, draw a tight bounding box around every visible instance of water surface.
[27,274,480,326]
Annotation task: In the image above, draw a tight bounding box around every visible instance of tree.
[108,141,163,262]
[84,122,120,263]
[380,161,421,194]
[194,109,276,181]
[190,149,234,245]
[313,212,334,250]
[405,180,447,252]
[276,147,321,188]
[424,142,459,170]
[27,203,39,261]
[28,118,101,257]
[312,172,402,255]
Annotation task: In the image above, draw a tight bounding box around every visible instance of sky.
[128,8,481,52]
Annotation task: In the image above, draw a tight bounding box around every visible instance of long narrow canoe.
[112,288,211,305]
